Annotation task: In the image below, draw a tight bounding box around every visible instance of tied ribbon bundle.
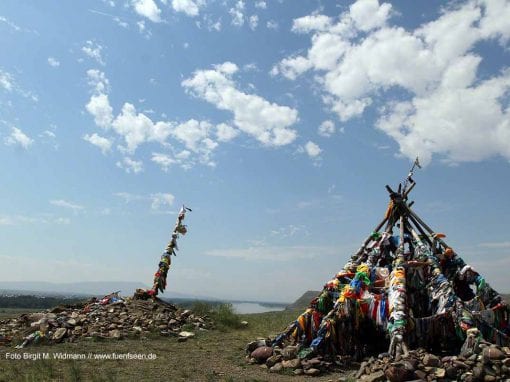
[264,175,509,362]
[147,205,191,297]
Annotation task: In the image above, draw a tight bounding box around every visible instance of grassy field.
[0,308,37,320]
[0,306,350,382]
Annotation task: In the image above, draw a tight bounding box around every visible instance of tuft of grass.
[191,301,213,316]
[211,303,242,331]
[68,361,82,382]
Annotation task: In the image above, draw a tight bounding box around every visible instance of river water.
[232,302,286,314]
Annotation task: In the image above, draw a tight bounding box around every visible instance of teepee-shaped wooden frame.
[272,162,509,359]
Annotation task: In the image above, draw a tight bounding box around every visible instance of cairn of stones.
[247,161,510,380]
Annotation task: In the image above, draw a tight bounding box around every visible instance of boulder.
[423,353,441,367]
[251,346,273,362]
[53,328,67,341]
[303,368,320,376]
[265,354,282,368]
[282,358,301,369]
[269,363,283,373]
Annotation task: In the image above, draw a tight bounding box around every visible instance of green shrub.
[191,301,213,316]
[212,303,242,330]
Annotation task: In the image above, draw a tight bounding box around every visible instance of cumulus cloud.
[318,120,336,137]
[171,0,202,17]
[273,0,510,165]
[151,152,176,171]
[116,157,144,173]
[304,141,322,157]
[83,133,112,154]
[47,57,60,67]
[182,62,299,146]
[112,103,173,153]
[133,0,162,22]
[4,127,33,149]
[249,15,258,30]
[150,192,175,211]
[0,70,14,91]
[81,40,105,65]
[215,123,239,142]
[229,0,245,26]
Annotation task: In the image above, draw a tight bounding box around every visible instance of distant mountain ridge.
[0,281,149,297]
[286,290,320,311]
[0,281,221,300]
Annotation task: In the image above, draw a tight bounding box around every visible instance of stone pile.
[246,340,351,377]
[247,339,510,381]
[0,297,212,347]
[355,345,510,382]
[355,344,510,382]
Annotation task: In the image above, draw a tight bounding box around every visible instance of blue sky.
[0,0,509,302]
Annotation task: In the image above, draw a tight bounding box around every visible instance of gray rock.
[109,329,121,339]
[282,358,301,369]
[178,331,195,338]
[269,363,283,373]
[483,347,505,362]
[265,354,282,368]
[304,368,320,376]
[423,353,441,367]
[53,327,67,341]
[282,345,299,360]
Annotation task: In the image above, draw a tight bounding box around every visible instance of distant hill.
[0,281,150,297]
[286,290,320,311]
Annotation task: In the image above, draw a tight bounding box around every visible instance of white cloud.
[86,69,110,94]
[215,123,239,142]
[81,40,105,65]
[0,69,38,101]
[0,69,14,91]
[83,133,112,154]
[4,127,33,149]
[229,0,245,26]
[318,120,336,137]
[171,0,202,17]
[151,152,177,171]
[0,16,21,31]
[274,0,510,165]
[249,15,258,30]
[150,192,175,211]
[349,0,392,32]
[112,103,173,153]
[292,14,332,33]
[266,20,278,30]
[116,157,144,173]
[133,0,162,22]
[304,140,322,157]
[84,70,219,169]
[50,199,84,212]
[113,191,144,203]
[182,62,299,146]
[47,57,60,67]
[86,94,113,129]
[255,1,266,9]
